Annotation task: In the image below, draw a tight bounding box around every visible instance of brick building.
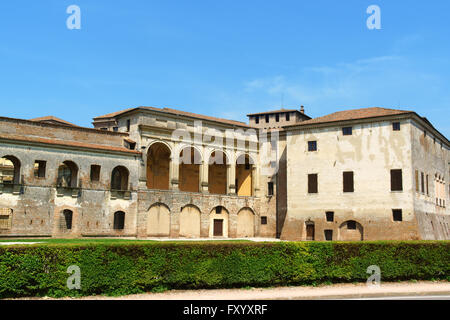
[0,106,448,240]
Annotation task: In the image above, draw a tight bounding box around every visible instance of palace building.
[0,106,448,240]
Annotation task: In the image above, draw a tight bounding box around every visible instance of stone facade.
[0,106,448,240]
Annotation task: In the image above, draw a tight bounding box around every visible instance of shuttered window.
[391,169,403,191]
[308,174,318,194]
[0,208,12,230]
[343,171,354,193]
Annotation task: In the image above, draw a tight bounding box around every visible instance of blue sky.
[0,1,449,137]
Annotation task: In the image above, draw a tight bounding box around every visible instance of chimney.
[300,106,305,114]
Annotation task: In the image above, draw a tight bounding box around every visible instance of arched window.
[111,166,129,190]
[114,211,125,230]
[147,143,171,190]
[236,154,254,196]
[57,161,78,188]
[0,156,21,185]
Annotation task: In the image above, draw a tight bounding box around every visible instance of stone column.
[170,157,179,191]
[228,163,236,195]
[200,160,209,193]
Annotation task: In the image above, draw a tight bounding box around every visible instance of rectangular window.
[426,174,429,195]
[275,114,280,122]
[391,169,403,191]
[90,165,101,182]
[286,113,290,121]
[34,161,46,178]
[255,116,259,124]
[393,122,401,131]
[261,216,268,225]
[113,127,119,132]
[415,170,419,192]
[308,141,317,152]
[326,211,334,222]
[343,171,354,193]
[126,119,131,132]
[342,127,353,135]
[268,182,274,196]
[324,230,333,241]
[393,209,403,222]
[0,208,12,230]
[216,206,222,214]
[265,114,269,123]
[308,174,318,194]
[421,172,425,193]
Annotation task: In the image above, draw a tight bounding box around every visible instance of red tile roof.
[93,106,251,127]
[0,133,141,155]
[30,116,78,127]
[284,107,413,127]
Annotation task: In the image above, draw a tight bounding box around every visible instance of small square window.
[261,216,268,225]
[34,161,46,178]
[324,230,333,241]
[347,221,356,230]
[393,209,403,222]
[308,141,317,152]
[326,211,334,222]
[342,127,353,135]
[90,165,101,182]
[393,122,401,131]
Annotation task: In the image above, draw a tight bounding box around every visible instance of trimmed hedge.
[0,241,449,298]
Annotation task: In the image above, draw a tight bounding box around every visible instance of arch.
[113,211,126,230]
[0,155,21,185]
[147,142,171,190]
[179,204,201,238]
[236,154,253,196]
[179,147,201,193]
[236,207,255,238]
[111,166,129,190]
[209,206,229,237]
[60,209,73,232]
[57,161,78,188]
[338,220,364,241]
[208,151,229,195]
[147,203,170,237]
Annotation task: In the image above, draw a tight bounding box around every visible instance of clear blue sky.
[0,1,449,137]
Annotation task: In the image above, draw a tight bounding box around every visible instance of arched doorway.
[237,208,255,238]
[179,147,201,193]
[57,161,78,188]
[179,205,201,238]
[147,143,171,190]
[208,151,228,195]
[339,220,364,241]
[236,154,254,196]
[113,211,126,230]
[0,155,21,185]
[209,206,229,237]
[60,209,73,232]
[147,203,170,237]
[111,166,129,190]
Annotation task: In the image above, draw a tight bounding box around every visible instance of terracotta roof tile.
[285,107,413,127]
[94,106,252,127]
[30,116,78,127]
[0,133,141,155]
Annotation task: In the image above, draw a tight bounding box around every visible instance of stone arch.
[236,154,254,196]
[0,155,21,185]
[147,203,171,237]
[179,147,201,193]
[236,207,255,238]
[111,166,129,190]
[147,142,171,190]
[208,150,229,195]
[179,204,201,238]
[338,220,364,241]
[209,206,229,237]
[57,161,78,188]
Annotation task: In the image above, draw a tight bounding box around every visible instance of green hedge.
[0,241,449,298]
